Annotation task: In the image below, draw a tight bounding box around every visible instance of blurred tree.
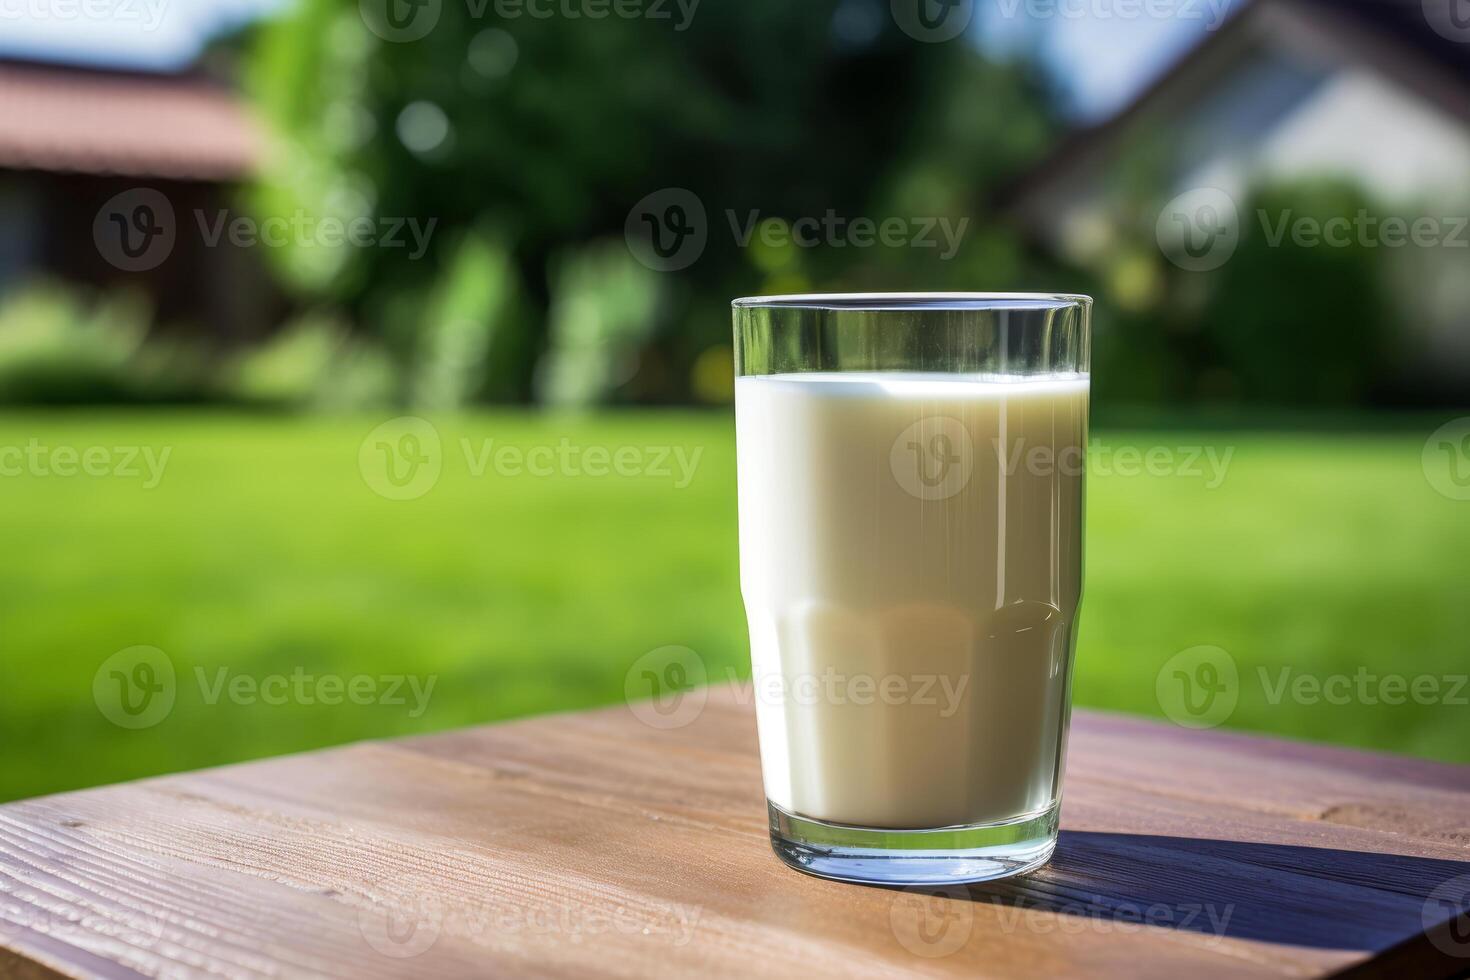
[0,283,217,405]
[1198,180,1395,406]
[246,0,1056,404]
[537,241,660,408]
[1063,167,1401,410]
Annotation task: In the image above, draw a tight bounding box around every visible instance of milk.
[735,372,1088,830]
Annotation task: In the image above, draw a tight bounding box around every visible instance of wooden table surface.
[2,683,1468,979]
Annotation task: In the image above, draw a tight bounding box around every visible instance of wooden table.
[2,684,1468,979]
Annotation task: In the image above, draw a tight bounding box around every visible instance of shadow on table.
[965,831,1470,955]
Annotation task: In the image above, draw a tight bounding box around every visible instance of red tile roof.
[0,60,262,181]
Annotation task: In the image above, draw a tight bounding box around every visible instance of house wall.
[1188,65,1470,201]
[0,171,285,346]
[1012,25,1470,394]
[0,181,41,287]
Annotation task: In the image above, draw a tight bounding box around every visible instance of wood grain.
[1,685,1468,979]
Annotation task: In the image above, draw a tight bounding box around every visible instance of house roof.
[1001,0,1470,212]
[0,59,263,182]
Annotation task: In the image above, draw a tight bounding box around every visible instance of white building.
[1007,0,1470,388]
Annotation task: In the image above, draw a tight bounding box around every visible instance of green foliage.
[0,284,211,404]
[0,284,399,409]
[229,311,397,409]
[1199,180,1394,405]
[537,241,661,408]
[246,1,1056,402]
[1081,176,1408,408]
[410,228,528,408]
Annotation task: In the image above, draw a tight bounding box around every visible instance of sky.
[0,0,286,70]
[0,1,1228,122]
[978,11,1230,119]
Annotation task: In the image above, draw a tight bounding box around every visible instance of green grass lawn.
[2,410,1467,803]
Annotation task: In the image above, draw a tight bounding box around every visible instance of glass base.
[767,800,1059,886]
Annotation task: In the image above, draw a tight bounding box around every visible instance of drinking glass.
[732,293,1091,885]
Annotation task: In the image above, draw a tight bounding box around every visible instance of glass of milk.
[732,293,1091,885]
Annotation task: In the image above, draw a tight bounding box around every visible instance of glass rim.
[731,291,1092,312]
